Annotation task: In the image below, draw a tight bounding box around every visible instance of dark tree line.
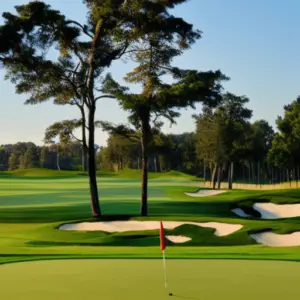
[0,142,86,171]
[1,95,300,190]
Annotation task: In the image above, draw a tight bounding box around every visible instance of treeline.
[99,94,300,188]
[0,134,196,173]
[1,95,300,189]
[0,142,87,171]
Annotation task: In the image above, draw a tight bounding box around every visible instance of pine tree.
[100,0,227,215]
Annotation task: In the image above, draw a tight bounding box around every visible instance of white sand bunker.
[232,203,300,219]
[253,203,300,219]
[59,221,242,237]
[251,231,300,247]
[184,189,226,197]
[166,235,191,243]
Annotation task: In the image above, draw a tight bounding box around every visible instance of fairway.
[2,173,300,261]
[1,259,300,300]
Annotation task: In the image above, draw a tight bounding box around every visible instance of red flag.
[160,221,166,251]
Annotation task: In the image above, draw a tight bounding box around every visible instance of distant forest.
[1,96,300,188]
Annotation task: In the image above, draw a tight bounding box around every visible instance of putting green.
[1,260,300,300]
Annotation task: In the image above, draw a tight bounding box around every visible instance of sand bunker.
[59,221,242,237]
[166,235,191,243]
[232,203,300,219]
[251,231,300,247]
[253,203,300,219]
[184,189,226,197]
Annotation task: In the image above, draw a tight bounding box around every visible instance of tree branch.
[70,132,82,143]
[65,20,93,39]
[95,94,115,101]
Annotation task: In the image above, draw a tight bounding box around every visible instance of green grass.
[0,167,199,180]
[2,259,300,300]
[1,168,300,265]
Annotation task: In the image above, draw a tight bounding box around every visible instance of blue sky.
[1,0,300,146]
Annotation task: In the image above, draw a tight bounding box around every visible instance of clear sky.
[1,0,300,146]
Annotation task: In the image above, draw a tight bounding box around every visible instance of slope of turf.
[1,259,300,300]
[0,168,199,180]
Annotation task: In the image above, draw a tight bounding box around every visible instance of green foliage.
[8,152,18,170]
[194,93,252,165]
[44,119,82,145]
[268,97,300,168]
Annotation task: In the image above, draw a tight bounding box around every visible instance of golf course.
[1,0,300,298]
[1,169,300,299]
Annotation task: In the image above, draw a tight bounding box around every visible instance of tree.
[0,147,9,171]
[242,120,275,184]
[0,0,174,217]
[19,154,25,169]
[215,93,252,188]
[99,0,227,214]
[267,97,300,184]
[194,93,252,189]
[24,145,39,168]
[8,153,18,170]
[194,106,226,189]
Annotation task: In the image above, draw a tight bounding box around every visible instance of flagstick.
[162,249,168,288]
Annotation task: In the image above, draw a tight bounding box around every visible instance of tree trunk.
[251,162,255,184]
[140,120,150,216]
[154,155,157,172]
[217,164,222,189]
[56,144,60,171]
[82,147,87,172]
[87,106,101,218]
[279,168,282,184]
[228,161,234,189]
[211,163,218,189]
[257,161,260,187]
[248,162,251,184]
[203,160,206,186]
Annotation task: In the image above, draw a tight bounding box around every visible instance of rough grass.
[1,169,300,265]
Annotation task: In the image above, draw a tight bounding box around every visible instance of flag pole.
[162,249,168,288]
[160,221,170,292]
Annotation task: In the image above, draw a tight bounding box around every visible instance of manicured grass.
[1,259,300,300]
[0,168,199,180]
[1,169,300,265]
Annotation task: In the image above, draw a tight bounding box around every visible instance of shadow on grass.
[0,186,252,224]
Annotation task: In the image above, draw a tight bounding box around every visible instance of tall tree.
[194,106,226,188]
[216,93,252,188]
[267,97,300,182]
[100,3,226,214]
[194,93,252,189]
